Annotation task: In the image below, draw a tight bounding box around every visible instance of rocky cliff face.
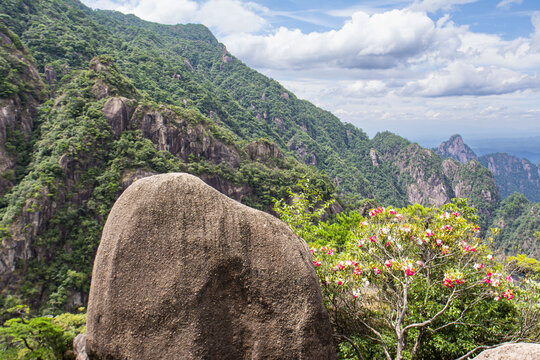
[1,57,325,305]
[436,135,540,202]
[479,153,540,201]
[0,27,45,195]
[435,134,478,163]
[372,133,499,214]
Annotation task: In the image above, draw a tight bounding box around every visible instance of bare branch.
[403,287,456,332]
[334,334,364,360]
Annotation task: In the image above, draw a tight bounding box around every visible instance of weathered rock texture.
[435,134,478,164]
[472,343,540,360]
[73,334,89,360]
[86,173,336,360]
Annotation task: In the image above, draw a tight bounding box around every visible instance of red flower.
[405,268,415,276]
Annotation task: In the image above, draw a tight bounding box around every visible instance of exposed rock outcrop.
[245,140,283,163]
[0,28,45,195]
[479,153,540,202]
[435,134,478,163]
[472,343,540,360]
[86,173,336,360]
[393,144,451,206]
[73,334,89,360]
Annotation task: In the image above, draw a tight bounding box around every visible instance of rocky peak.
[435,134,478,163]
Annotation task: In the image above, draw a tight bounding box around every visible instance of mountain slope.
[435,135,540,203]
[0,0,505,310]
[490,193,539,258]
[434,134,478,163]
[479,153,540,202]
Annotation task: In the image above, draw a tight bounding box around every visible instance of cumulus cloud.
[402,62,540,97]
[344,80,388,97]
[224,9,437,69]
[82,0,268,34]
[496,0,522,9]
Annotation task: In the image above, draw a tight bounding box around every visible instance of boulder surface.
[86,173,335,359]
[472,343,540,360]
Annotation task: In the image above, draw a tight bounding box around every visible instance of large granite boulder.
[86,173,336,359]
[472,343,540,360]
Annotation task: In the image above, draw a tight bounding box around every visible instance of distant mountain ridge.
[435,134,478,163]
[435,135,540,202]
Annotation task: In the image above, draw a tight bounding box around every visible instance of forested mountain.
[480,153,540,202]
[436,135,540,202]
[491,193,539,258]
[0,0,526,312]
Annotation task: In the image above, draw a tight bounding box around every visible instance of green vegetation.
[0,303,85,360]
[490,193,539,258]
[0,3,537,358]
[276,181,540,359]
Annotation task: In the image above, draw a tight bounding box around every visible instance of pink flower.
[373,267,381,275]
[441,246,449,254]
[452,211,460,217]
[442,224,452,231]
[425,229,434,237]
[353,268,362,275]
[389,209,397,215]
[352,289,360,298]
[395,214,403,221]
[405,268,415,276]
[327,248,334,256]
[310,248,315,254]
[494,296,501,301]
[483,277,492,284]
[313,260,322,267]
[435,239,443,246]
[503,289,513,300]
[385,241,391,247]
[506,276,513,283]
[337,280,343,285]
[443,277,454,288]
[370,235,377,243]
[385,260,393,268]
[474,263,484,270]
[487,254,493,261]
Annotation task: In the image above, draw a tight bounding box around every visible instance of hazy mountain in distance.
[435,135,540,202]
[467,136,540,163]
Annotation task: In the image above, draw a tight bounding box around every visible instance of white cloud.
[402,62,540,97]
[409,0,478,13]
[82,0,268,34]
[224,9,437,69]
[344,80,388,97]
[496,0,523,9]
[196,0,268,34]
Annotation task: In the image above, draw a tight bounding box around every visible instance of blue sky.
[82,0,540,147]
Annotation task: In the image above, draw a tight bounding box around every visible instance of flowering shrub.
[275,182,538,360]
